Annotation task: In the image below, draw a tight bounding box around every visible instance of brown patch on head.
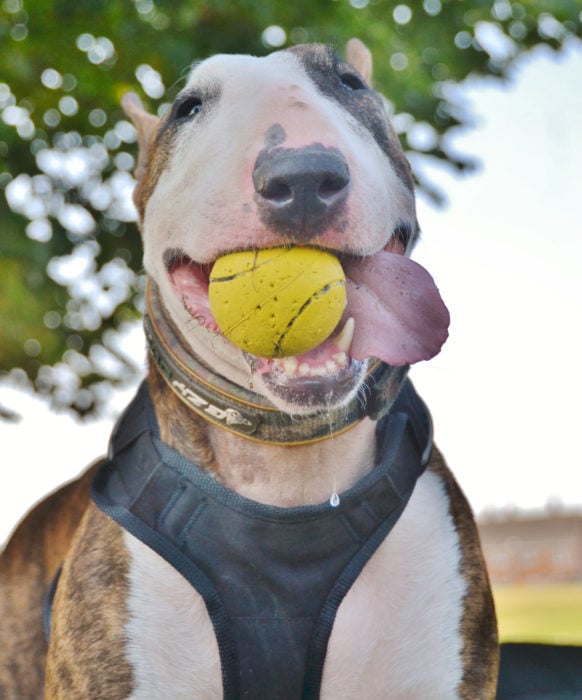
[428,449,499,698]
[285,43,415,195]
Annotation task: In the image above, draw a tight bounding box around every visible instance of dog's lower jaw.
[245,353,373,416]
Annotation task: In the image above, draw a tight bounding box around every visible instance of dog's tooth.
[283,357,298,376]
[299,363,311,377]
[335,317,355,353]
[311,367,327,377]
[326,361,338,374]
[332,352,347,368]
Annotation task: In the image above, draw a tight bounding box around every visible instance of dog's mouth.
[244,317,372,410]
[165,240,449,408]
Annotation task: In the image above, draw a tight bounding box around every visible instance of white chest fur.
[124,535,222,699]
[123,469,465,699]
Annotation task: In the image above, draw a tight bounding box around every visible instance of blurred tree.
[0,0,580,414]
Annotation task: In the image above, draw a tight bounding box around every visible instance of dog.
[0,40,498,698]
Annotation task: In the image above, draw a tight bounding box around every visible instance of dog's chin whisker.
[355,383,369,412]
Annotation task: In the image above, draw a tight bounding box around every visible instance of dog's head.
[123,41,449,416]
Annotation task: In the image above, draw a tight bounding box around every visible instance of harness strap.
[90,379,431,699]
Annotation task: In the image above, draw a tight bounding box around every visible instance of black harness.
[87,379,432,699]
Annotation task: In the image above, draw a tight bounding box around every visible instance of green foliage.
[1,0,581,414]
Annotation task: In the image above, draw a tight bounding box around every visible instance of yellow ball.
[208,247,347,358]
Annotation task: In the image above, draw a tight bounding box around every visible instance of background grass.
[494,583,582,645]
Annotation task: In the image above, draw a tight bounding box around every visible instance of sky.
[1,38,581,545]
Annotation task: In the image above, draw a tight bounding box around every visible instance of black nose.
[253,144,350,241]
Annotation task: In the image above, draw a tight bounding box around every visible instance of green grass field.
[493,582,582,645]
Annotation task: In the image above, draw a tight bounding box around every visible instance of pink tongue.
[343,251,449,366]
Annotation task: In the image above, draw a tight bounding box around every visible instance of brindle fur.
[0,465,98,696]
[428,451,499,698]
[44,505,133,698]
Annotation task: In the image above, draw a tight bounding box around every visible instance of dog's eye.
[339,72,366,92]
[174,95,203,120]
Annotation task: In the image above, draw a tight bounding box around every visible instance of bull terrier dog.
[0,40,498,699]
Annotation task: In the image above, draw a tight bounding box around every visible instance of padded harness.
[89,379,432,699]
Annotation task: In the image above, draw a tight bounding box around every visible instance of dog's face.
[125,43,448,414]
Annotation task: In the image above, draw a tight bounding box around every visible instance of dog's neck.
[206,420,377,507]
[148,365,378,508]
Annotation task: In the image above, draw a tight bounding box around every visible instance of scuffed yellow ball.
[208,247,347,358]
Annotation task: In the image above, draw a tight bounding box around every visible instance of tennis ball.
[208,247,347,358]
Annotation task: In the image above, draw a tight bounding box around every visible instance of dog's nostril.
[318,174,349,201]
[261,178,293,204]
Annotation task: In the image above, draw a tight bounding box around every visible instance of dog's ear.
[121,92,160,183]
[345,38,373,85]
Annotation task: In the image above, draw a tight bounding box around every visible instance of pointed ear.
[345,38,373,85]
[121,92,160,183]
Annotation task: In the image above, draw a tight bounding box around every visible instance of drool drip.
[323,394,341,508]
